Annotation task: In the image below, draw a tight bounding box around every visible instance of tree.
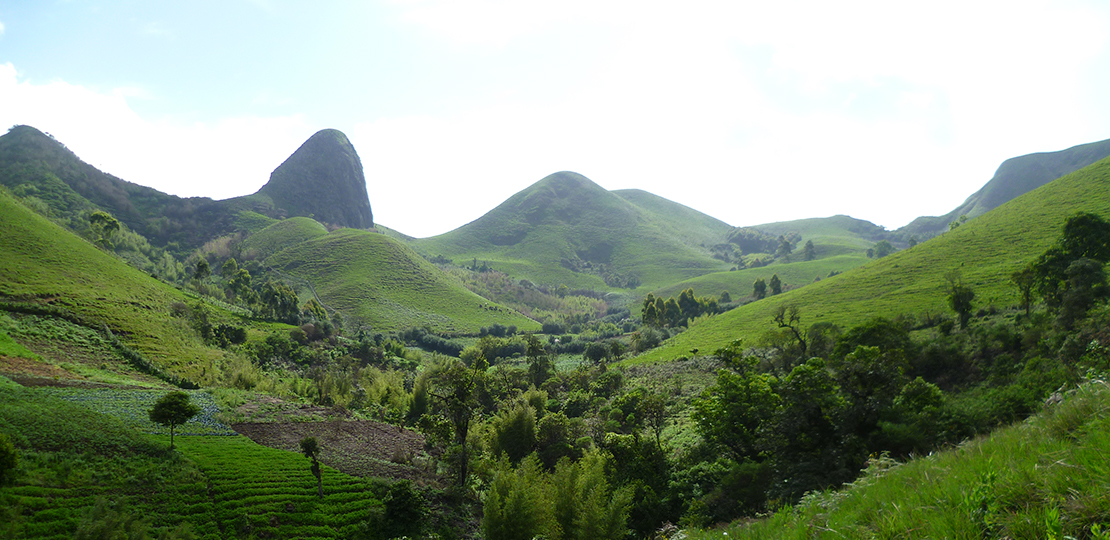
[719,291,732,304]
[874,240,894,258]
[149,391,200,451]
[193,258,210,282]
[426,357,488,487]
[772,305,806,363]
[944,272,975,330]
[300,436,324,499]
[220,257,238,277]
[803,240,816,261]
[752,278,767,300]
[692,341,779,461]
[776,236,794,259]
[1011,263,1037,317]
[88,210,120,249]
[482,455,555,540]
[1058,258,1108,329]
[491,403,537,464]
[769,274,782,295]
[526,333,554,386]
[0,432,16,486]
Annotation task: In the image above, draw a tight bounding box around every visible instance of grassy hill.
[239,216,329,261]
[653,215,887,300]
[412,172,732,291]
[688,380,1110,539]
[632,155,1110,364]
[263,228,539,334]
[0,187,249,384]
[900,136,1110,238]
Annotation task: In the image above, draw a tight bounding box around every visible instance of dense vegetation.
[4,122,1110,539]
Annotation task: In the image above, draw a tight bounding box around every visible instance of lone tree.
[300,436,324,499]
[149,391,200,451]
[944,271,975,330]
[752,278,767,300]
[88,211,120,249]
[769,274,783,295]
[803,240,816,261]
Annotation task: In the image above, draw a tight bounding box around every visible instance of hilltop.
[899,137,1110,238]
[254,128,374,229]
[412,171,732,291]
[635,154,1110,364]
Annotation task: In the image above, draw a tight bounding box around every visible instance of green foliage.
[265,228,538,333]
[88,210,120,249]
[0,431,16,485]
[482,455,555,540]
[633,156,1110,364]
[752,278,766,300]
[491,403,538,463]
[148,391,200,450]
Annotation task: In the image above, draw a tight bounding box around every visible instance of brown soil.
[0,354,82,381]
[232,419,438,484]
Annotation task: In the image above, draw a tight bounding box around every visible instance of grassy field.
[631,155,1110,364]
[687,380,1110,539]
[238,216,328,260]
[264,228,540,334]
[0,188,235,384]
[0,376,386,539]
[412,172,733,291]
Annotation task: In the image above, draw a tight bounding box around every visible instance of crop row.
[40,387,237,436]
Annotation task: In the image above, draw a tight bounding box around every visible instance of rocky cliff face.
[257,129,374,229]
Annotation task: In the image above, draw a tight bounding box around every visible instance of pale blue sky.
[2,0,1109,237]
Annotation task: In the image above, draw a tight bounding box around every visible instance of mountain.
[254,129,374,229]
[412,171,732,291]
[263,226,538,333]
[652,214,886,301]
[0,125,374,253]
[633,154,1110,364]
[899,137,1110,238]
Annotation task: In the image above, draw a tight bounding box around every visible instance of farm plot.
[232,419,433,482]
[2,380,385,539]
[177,435,384,539]
[39,387,238,436]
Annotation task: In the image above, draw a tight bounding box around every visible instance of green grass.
[239,216,329,260]
[265,227,540,333]
[687,380,1110,539]
[412,172,733,291]
[0,376,384,539]
[629,155,1110,364]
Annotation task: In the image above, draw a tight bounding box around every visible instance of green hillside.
[239,216,329,261]
[653,215,886,300]
[633,155,1110,364]
[0,187,240,383]
[264,228,539,333]
[412,172,731,291]
[612,188,734,248]
[900,136,1110,238]
[688,380,1110,539]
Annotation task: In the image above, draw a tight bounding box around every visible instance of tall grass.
[687,381,1110,539]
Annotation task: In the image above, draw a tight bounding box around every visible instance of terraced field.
[0,378,387,539]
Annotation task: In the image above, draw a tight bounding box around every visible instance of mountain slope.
[263,228,539,333]
[633,155,1110,364]
[0,187,235,383]
[900,137,1110,237]
[254,128,374,229]
[412,172,731,290]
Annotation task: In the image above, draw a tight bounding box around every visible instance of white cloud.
[0,63,316,200]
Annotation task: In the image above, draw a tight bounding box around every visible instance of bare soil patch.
[232,420,438,484]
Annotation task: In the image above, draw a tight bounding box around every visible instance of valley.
[3,124,1110,538]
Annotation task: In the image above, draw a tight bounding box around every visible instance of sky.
[1,1,1109,238]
